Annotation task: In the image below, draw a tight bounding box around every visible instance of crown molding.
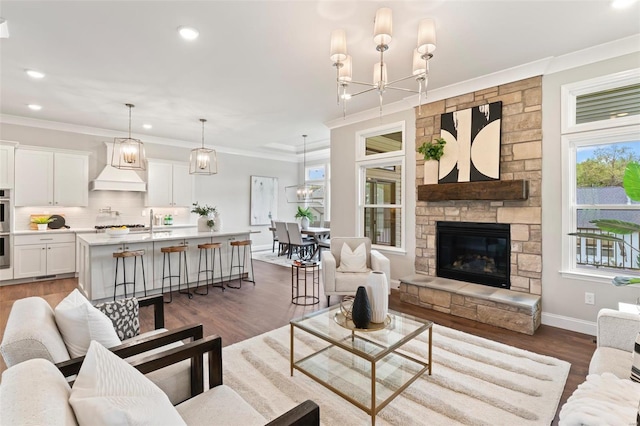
[326,35,640,130]
[0,114,326,163]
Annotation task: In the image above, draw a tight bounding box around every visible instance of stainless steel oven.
[0,233,9,269]
[0,189,8,233]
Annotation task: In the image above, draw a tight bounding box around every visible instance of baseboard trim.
[541,312,597,336]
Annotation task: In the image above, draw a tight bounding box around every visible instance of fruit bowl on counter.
[105,226,130,237]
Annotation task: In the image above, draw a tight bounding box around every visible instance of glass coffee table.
[290,306,432,425]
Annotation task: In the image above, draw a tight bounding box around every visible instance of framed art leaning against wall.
[250,176,278,225]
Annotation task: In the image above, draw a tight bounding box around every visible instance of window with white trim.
[356,123,405,251]
[562,69,640,278]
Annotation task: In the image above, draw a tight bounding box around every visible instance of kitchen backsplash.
[14,190,194,231]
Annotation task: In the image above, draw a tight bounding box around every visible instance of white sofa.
[322,237,391,305]
[559,309,640,425]
[0,335,319,426]
[0,294,200,405]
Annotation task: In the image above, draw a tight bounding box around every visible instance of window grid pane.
[364,207,401,248]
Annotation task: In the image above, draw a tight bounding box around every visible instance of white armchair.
[322,237,391,305]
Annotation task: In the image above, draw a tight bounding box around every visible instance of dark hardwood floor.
[0,259,595,424]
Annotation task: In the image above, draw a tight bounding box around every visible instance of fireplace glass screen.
[436,221,510,289]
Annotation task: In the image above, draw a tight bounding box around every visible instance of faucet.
[149,209,154,233]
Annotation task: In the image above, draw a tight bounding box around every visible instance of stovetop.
[95,224,148,233]
[94,224,146,229]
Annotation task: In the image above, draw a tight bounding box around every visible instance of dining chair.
[274,221,290,256]
[270,219,279,252]
[286,222,316,260]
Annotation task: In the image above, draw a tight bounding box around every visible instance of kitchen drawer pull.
[40,238,54,241]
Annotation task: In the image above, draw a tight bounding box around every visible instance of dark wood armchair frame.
[57,294,205,396]
[60,333,319,426]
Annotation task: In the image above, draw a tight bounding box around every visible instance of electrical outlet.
[141,210,146,217]
[585,292,595,305]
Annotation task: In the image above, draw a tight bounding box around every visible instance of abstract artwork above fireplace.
[439,101,502,183]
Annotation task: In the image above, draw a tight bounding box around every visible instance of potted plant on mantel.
[295,206,315,230]
[417,137,447,185]
[191,202,217,232]
[31,216,56,231]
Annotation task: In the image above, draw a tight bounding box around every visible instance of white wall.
[541,52,640,334]
[1,123,300,248]
[330,108,417,284]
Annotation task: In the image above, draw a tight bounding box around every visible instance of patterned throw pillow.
[632,332,640,383]
[94,298,140,340]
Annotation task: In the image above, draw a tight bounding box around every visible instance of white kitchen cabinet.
[145,160,193,207]
[0,143,16,189]
[15,149,88,207]
[13,233,76,279]
[84,241,153,301]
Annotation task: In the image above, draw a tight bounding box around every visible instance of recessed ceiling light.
[611,0,637,9]
[25,69,45,79]
[28,104,42,111]
[143,123,153,129]
[178,26,199,40]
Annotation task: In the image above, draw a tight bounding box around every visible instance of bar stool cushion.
[54,290,121,358]
[94,298,140,340]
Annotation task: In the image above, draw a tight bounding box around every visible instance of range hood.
[90,142,146,192]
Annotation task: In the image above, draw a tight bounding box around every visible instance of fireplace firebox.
[436,221,510,289]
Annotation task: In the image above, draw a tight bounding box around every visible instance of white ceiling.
[0,1,639,157]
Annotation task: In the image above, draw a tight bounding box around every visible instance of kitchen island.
[77,229,258,302]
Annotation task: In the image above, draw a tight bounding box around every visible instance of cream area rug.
[253,249,322,269]
[221,323,570,425]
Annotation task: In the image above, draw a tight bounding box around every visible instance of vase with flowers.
[191,202,218,232]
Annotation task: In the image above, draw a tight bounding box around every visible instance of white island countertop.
[77,228,259,246]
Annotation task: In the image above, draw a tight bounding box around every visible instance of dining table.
[270,226,330,260]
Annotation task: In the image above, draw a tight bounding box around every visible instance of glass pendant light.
[112,103,146,171]
[189,118,217,175]
[286,135,323,203]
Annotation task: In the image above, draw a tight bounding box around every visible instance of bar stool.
[113,249,147,301]
[227,240,255,289]
[194,242,225,295]
[161,245,191,303]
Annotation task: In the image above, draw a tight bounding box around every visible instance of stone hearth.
[399,274,541,335]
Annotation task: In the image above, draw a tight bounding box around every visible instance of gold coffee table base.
[290,306,432,425]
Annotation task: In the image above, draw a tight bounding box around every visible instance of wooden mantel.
[417,179,529,202]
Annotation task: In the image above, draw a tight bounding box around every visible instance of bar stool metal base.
[113,250,147,301]
[161,245,191,303]
[194,243,225,295]
[227,240,255,289]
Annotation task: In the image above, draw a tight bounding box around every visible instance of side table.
[291,261,319,306]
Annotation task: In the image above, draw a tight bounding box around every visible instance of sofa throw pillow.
[632,332,640,383]
[94,297,140,340]
[337,242,368,273]
[69,341,186,426]
[54,289,121,358]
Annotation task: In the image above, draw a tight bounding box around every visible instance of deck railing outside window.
[575,227,640,271]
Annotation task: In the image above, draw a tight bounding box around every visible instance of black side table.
[291,261,320,306]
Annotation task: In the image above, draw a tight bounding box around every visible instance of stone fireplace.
[398,76,543,334]
[414,76,542,296]
[436,221,511,289]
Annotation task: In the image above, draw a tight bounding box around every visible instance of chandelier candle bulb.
[338,55,352,82]
[330,29,347,62]
[413,49,427,75]
[373,62,388,86]
[417,18,437,55]
[373,7,393,46]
